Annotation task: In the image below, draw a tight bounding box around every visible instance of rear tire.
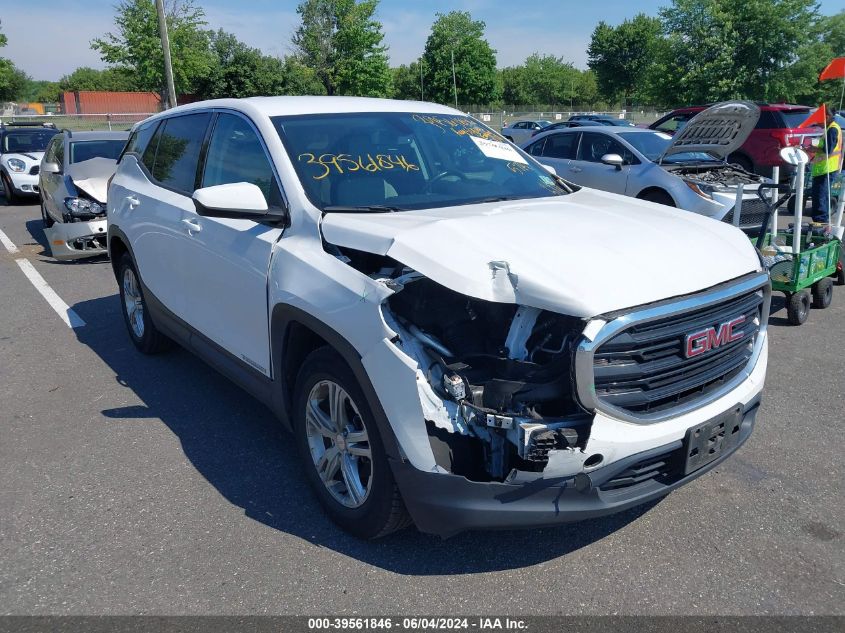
[117,253,172,354]
[786,289,811,325]
[293,347,411,539]
[638,190,675,207]
[812,278,833,309]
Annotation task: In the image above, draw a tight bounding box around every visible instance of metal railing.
[465,109,671,129]
[0,113,155,132]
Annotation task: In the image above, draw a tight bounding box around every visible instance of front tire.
[2,174,18,204]
[293,347,410,539]
[117,253,172,354]
[41,200,55,228]
[786,289,811,325]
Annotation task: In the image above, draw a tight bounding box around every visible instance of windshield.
[273,112,568,211]
[3,128,58,153]
[619,131,720,164]
[780,110,811,129]
[70,140,126,164]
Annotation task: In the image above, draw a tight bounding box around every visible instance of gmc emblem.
[685,316,746,358]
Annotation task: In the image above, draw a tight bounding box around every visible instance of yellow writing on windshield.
[411,114,503,141]
[506,161,531,174]
[298,153,420,180]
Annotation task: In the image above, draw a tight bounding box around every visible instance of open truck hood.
[662,100,760,161]
[66,157,117,204]
[321,188,761,317]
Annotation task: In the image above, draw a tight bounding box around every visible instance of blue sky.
[3,0,843,81]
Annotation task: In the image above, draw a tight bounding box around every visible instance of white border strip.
[15,259,86,329]
[0,228,19,253]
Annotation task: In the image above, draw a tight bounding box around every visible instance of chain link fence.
[463,108,671,130]
[0,113,155,132]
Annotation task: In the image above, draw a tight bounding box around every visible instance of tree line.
[1,0,843,109]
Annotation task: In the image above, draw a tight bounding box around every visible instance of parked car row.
[0,121,128,260]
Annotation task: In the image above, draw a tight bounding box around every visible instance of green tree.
[656,0,821,105]
[92,0,213,96]
[195,30,288,98]
[292,0,392,97]
[59,67,137,92]
[0,22,28,101]
[392,61,424,100]
[22,80,61,103]
[587,13,663,105]
[421,11,499,106]
[279,56,327,95]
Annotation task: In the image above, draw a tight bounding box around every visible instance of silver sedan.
[520,126,768,228]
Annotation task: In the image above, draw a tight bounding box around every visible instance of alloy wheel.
[305,380,373,508]
[122,267,145,339]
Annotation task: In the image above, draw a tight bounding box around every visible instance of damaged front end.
[331,244,593,483]
[45,191,108,260]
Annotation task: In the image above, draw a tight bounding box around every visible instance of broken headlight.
[64,197,104,219]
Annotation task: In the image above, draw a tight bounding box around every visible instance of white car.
[108,97,770,538]
[0,122,59,202]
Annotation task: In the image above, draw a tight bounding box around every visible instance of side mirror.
[193,182,270,219]
[42,162,62,175]
[601,153,624,169]
[542,164,557,176]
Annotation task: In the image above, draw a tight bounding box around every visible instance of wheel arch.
[270,303,403,462]
[636,186,676,206]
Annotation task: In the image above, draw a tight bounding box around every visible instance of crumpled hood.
[321,188,762,317]
[66,157,117,203]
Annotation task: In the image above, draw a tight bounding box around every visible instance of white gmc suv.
[107,97,770,538]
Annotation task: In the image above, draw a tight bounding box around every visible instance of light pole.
[155,0,177,109]
[451,48,458,109]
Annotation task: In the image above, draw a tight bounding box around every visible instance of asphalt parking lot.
[1,198,843,616]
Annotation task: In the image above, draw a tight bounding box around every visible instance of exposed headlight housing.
[64,197,104,217]
[684,179,718,200]
[7,158,26,173]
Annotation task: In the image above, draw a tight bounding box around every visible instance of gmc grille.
[588,282,766,418]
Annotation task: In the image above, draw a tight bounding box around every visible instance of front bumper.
[8,172,39,196]
[393,398,761,537]
[45,219,108,260]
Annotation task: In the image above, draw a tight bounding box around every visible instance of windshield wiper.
[322,205,401,213]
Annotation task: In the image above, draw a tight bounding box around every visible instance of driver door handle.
[182,218,202,234]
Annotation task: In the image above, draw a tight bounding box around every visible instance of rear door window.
[151,113,212,193]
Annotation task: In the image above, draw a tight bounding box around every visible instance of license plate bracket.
[683,406,743,475]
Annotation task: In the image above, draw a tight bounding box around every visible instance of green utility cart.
[754,147,844,325]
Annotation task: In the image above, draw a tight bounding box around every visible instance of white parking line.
[14,259,86,329]
[0,228,19,253]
